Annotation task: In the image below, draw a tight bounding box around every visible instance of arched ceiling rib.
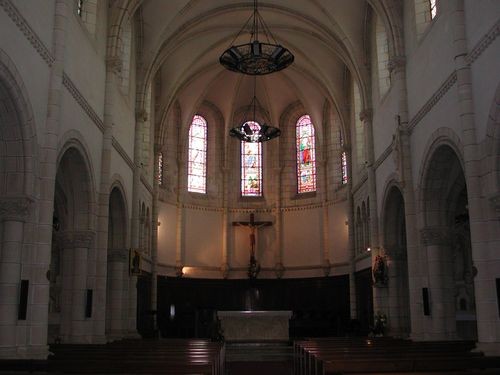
[111,1,397,143]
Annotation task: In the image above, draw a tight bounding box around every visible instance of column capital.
[489,192,500,218]
[58,230,95,249]
[420,226,450,246]
[136,109,148,122]
[108,248,128,263]
[0,196,34,222]
[106,56,122,75]
[388,55,406,73]
[359,109,373,122]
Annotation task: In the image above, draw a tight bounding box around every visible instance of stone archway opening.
[383,186,410,337]
[421,144,477,341]
[49,147,94,344]
[105,186,128,340]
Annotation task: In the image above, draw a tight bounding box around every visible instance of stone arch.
[381,182,410,337]
[106,184,129,339]
[419,142,477,340]
[50,142,96,343]
[0,49,37,198]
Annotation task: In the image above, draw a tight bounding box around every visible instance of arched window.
[296,115,317,193]
[188,115,207,193]
[429,0,437,19]
[158,151,163,186]
[415,0,437,38]
[375,15,390,97]
[340,130,348,185]
[241,121,262,196]
[76,0,98,35]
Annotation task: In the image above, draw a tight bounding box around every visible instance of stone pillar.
[0,197,32,358]
[92,56,120,344]
[30,0,69,359]
[151,147,160,330]
[451,0,498,351]
[420,226,456,340]
[360,109,383,316]
[59,231,95,343]
[274,166,284,278]
[175,204,184,276]
[345,148,357,319]
[389,55,423,339]
[127,109,148,336]
[106,249,127,338]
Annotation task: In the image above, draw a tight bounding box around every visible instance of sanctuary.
[0,0,499,364]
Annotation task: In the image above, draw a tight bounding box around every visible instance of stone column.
[127,109,147,336]
[360,109,384,316]
[59,231,95,343]
[221,165,229,278]
[175,204,184,276]
[92,56,120,344]
[345,148,357,319]
[420,226,456,340]
[0,197,32,358]
[151,146,160,330]
[389,55,423,339]
[106,249,128,339]
[274,166,284,278]
[31,0,68,359]
[451,0,498,351]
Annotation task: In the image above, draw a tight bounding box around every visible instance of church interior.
[0,0,500,373]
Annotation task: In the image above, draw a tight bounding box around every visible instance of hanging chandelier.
[220,0,294,75]
[229,76,281,142]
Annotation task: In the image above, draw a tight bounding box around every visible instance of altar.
[217,310,292,341]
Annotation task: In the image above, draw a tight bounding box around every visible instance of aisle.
[225,342,292,375]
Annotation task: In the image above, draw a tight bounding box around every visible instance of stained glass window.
[296,115,316,193]
[430,0,437,19]
[340,130,348,185]
[158,152,163,186]
[241,121,262,196]
[188,115,207,193]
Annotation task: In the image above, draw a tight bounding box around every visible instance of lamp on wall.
[219,0,294,75]
[229,76,281,142]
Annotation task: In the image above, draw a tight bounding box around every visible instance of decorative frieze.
[388,56,406,73]
[0,196,33,222]
[0,0,55,66]
[420,226,450,246]
[108,249,128,263]
[359,109,373,122]
[466,19,500,64]
[106,56,122,75]
[62,73,104,132]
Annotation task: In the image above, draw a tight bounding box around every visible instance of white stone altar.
[217,310,292,341]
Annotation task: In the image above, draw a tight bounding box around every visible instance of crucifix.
[232,213,273,259]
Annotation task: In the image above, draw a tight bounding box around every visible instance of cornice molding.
[408,71,457,132]
[0,196,33,222]
[0,0,54,66]
[111,137,134,170]
[62,72,104,131]
[466,19,500,65]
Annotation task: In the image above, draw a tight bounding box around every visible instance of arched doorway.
[421,144,477,340]
[106,186,128,340]
[383,186,410,337]
[49,146,95,343]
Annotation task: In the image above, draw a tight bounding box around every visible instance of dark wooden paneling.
[157,275,350,339]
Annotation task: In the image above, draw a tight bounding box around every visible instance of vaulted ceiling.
[118,0,393,136]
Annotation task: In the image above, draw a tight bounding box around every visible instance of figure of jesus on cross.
[233,213,272,258]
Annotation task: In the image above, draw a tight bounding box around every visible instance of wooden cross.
[232,213,273,258]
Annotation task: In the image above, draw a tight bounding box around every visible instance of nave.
[2,336,500,374]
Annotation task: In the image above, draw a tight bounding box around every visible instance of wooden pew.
[294,337,500,375]
[48,338,225,375]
